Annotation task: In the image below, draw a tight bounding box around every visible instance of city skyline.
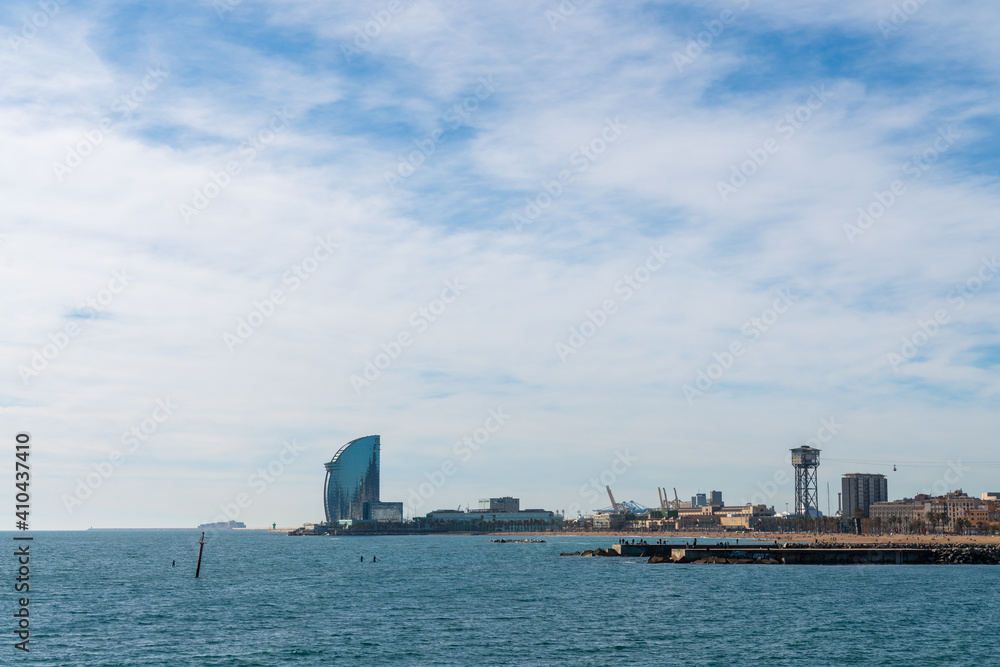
[3,1,1000,529]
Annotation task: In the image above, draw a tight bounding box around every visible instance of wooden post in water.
[195,532,206,578]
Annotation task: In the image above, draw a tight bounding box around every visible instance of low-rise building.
[423,508,561,531]
[871,490,986,532]
[869,499,925,526]
[943,491,977,530]
[965,508,989,525]
[363,501,403,522]
[479,496,520,513]
[593,512,627,531]
[664,503,772,530]
[719,504,773,529]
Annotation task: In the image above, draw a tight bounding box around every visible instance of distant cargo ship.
[197,520,246,530]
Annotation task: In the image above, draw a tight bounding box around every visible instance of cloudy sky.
[3,0,999,529]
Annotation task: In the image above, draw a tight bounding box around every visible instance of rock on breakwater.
[560,542,1000,565]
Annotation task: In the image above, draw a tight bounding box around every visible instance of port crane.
[606,486,621,513]
[658,487,682,512]
[601,486,650,514]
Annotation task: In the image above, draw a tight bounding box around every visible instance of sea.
[5,530,1000,666]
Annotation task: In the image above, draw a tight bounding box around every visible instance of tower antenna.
[790,446,820,516]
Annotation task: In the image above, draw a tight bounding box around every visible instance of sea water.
[5,530,999,665]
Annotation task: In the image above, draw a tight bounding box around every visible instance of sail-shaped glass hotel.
[324,435,380,523]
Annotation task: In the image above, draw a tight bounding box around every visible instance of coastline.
[494,531,1000,545]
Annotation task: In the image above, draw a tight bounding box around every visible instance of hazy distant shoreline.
[507,531,1000,545]
[21,529,993,545]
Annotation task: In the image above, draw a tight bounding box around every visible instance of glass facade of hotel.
[324,435,380,523]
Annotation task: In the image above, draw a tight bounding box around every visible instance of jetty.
[490,538,546,543]
[561,542,1000,565]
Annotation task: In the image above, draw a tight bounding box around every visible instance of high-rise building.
[324,435,380,523]
[709,490,723,506]
[842,473,888,519]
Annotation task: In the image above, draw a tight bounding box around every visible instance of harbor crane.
[601,486,650,514]
[658,487,682,511]
[606,486,621,513]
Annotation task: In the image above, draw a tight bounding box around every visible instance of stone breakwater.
[560,543,1000,565]
[926,545,1000,564]
[491,539,546,543]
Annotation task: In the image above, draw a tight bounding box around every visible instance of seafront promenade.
[560,540,1000,564]
[514,530,1000,545]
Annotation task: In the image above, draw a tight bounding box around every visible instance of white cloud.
[3,1,1000,528]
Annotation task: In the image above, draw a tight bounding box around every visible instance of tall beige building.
[870,490,984,532]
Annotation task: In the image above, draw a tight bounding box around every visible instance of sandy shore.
[758,532,1000,545]
[503,531,1000,545]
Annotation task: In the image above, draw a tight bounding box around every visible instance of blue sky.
[2,0,999,528]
